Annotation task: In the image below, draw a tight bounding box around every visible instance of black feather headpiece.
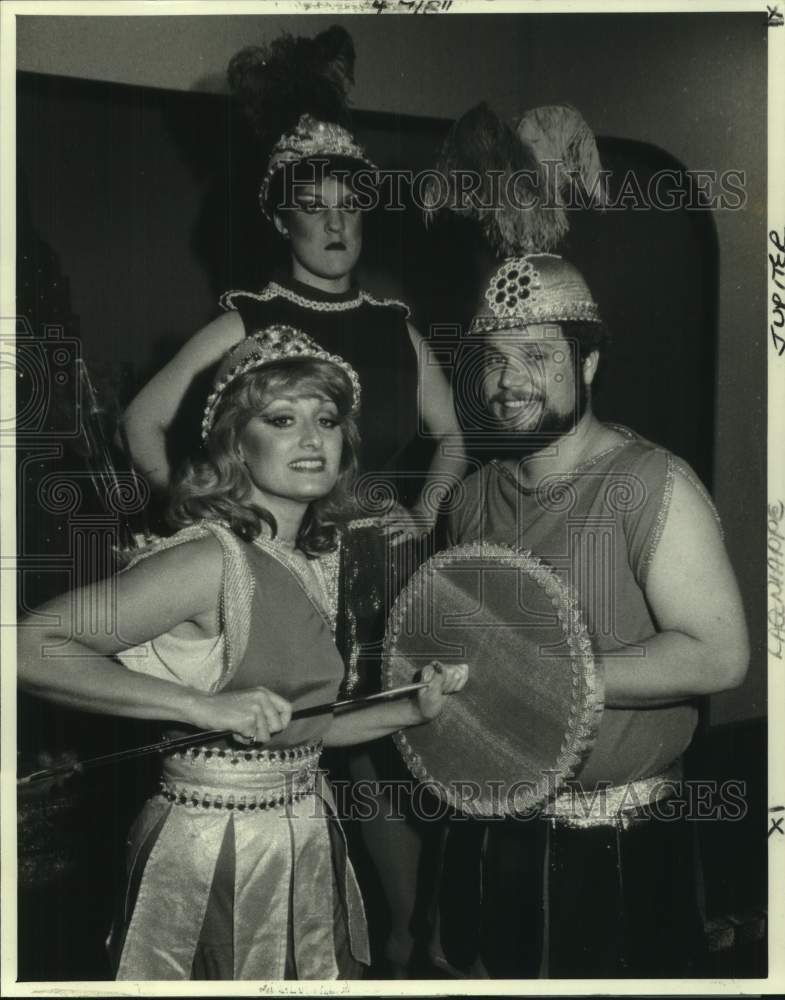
[228,25,357,153]
[227,25,375,216]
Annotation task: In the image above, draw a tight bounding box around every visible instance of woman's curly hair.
[169,358,360,556]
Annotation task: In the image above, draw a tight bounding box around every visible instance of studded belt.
[542,763,682,829]
[159,740,323,811]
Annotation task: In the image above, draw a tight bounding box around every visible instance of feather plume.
[515,104,607,210]
[424,102,604,256]
[227,25,357,156]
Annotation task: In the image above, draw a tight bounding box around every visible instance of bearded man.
[431,253,749,979]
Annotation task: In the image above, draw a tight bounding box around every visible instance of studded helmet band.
[470,253,603,334]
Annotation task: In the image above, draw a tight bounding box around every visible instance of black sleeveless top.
[220,274,427,502]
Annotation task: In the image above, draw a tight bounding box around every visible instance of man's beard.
[485,379,589,458]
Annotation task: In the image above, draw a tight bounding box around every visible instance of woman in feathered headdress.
[122,25,462,530]
[119,24,466,979]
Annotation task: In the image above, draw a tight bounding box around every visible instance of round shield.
[383,542,603,817]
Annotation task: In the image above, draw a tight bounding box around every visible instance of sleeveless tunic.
[220,274,428,501]
[435,426,718,976]
[109,521,369,980]
[445,424,721,787]
[219,275,433,693]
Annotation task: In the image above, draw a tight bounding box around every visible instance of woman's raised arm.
[394,322,468,534]
[121,311,245,491]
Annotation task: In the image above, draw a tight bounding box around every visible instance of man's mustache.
[487,392,544,406]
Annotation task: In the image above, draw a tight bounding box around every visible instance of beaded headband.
[259,113,377,218]
[469,254,603,335]
[201,325,361,441]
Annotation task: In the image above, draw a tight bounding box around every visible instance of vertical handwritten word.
[769,501,785,660]
[770,228,785,357]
